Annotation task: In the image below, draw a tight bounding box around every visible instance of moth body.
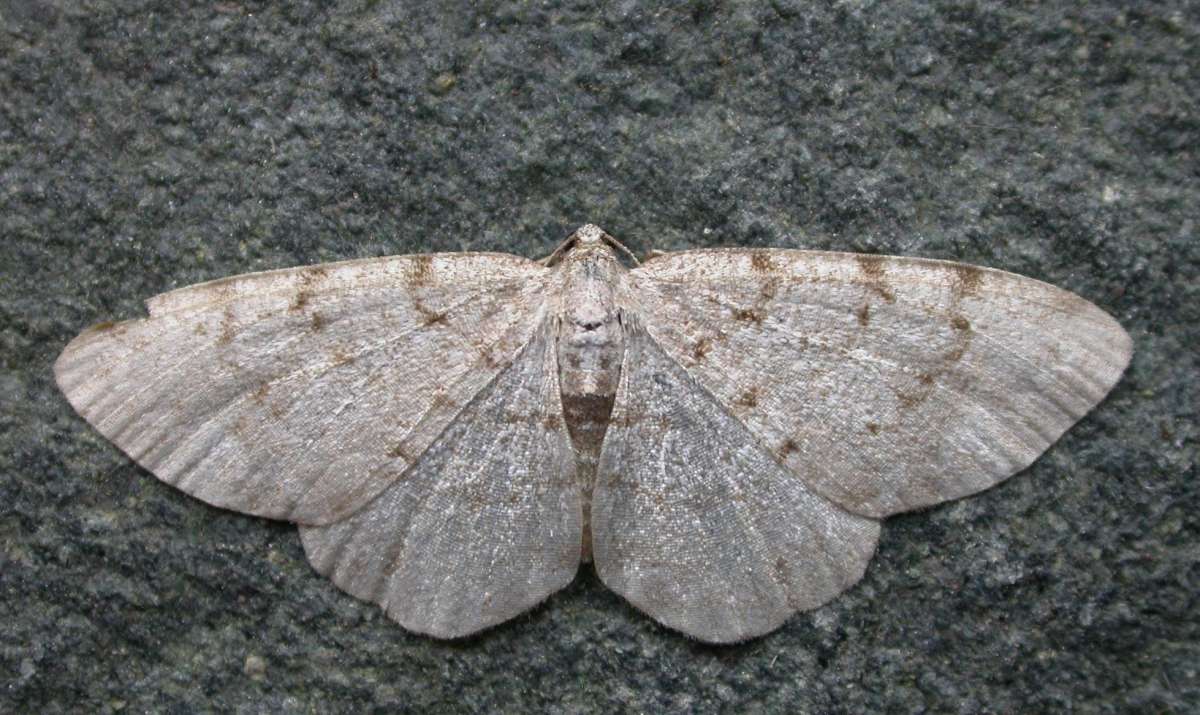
[553,227,627,561]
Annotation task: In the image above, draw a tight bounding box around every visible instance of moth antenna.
[541,231,579,266]
[601,231,640,266]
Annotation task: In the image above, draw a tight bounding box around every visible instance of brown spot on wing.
[778,438,800,458]
[420,310,447,327]
[412,294,452,329]
[895,373,937,409]
[477,345,501,369]
[250,381,285,418]
[855,254,896,303]
[409,255,434,286]
[542,412,563,431]
[290,288,312,312]
[732,307,766,325]
[951,263,983,298]
[856,254,886,280]
[750,252,776,273]
[692,337,712,361]
[233,413,251,440]
[290,266,333,312]
[758,276,780,301]
[735,387,759,408]
[865,422,880,435]
[251,382,270,404]
[856,302,871,327]
[310,312,327,331]
[894,317,973,409]
[331,348,355,366]
[218,306,236,345]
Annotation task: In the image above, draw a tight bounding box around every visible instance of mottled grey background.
[1,1,1196,712]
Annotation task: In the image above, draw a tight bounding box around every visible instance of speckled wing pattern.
[54,252,551,526]
[300,319,580,638]
[625,249,1132,519]
[591,247,1130,641]
[592,321,881,643]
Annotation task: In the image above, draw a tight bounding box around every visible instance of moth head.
[575,224,607,246]
[543,225,640,268]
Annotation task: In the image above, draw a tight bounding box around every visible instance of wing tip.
[1077,307,1133,406]
[54,316,147,418]
[52,342,75,395]
[1110,318,1135,377]
[54,330,101,412]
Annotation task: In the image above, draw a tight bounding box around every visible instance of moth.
[55,225,1132,643]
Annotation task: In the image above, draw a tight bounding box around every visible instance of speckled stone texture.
[1,1,1196,712]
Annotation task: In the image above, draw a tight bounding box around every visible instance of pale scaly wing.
[628,248,1132,518]
[55,252,548,525]
[300,319,580,638]
[591,322,880,643]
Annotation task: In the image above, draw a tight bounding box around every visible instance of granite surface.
[1,1,1196,712]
